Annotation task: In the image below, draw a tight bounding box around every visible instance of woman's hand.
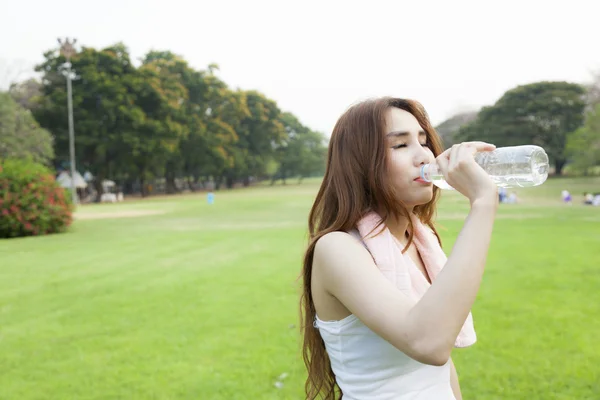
[436,142,498,205]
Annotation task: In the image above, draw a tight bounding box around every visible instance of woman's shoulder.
[316,229,361,248]
[314,230,369,259]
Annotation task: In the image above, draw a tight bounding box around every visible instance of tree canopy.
[455,81,587,175]
[24,42,327,197]
[5,42,599,196]
[0,92,53,164]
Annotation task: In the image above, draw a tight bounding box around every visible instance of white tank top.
[314,314,455,400]
[314,229,456,399]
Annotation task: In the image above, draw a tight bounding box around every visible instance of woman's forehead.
[386,108,424,135]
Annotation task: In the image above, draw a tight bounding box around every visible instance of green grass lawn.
[1,176,599,399]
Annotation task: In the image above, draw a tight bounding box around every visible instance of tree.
[456,81,586,175]
[585,69,600,110]
[200,85,244,188]
[9,78,42,111]
[33,43,152,199]
[566,103,600,175]
[139,52,240,193]
[131,52,189,195]
[24,41,324,197]
[273,112,327,184]
[221,90,286,188]
[0,92,54,164]
[434,111,478,149]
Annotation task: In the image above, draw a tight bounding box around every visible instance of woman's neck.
[385,207,414,244]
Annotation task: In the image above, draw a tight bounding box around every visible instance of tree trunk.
[187,176,195,192]
[555,158,566,176]
[165,164,178,194]
[93,177,104,203]
[226,175,234,189]
[140,175,148,197]
[123,179,134,195]
[166,175,177,194]
[583,167,589,177]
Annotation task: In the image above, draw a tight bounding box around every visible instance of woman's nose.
[414,145,431,166]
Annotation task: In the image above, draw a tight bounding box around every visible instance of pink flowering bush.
[0,159,73,239]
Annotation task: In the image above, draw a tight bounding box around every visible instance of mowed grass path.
[1,177,599,399]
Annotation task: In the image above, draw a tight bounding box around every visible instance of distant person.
[300,97,499,400]
[499,187,507,203]
[584,192,593,205]
[562,190,572,205]
[507,191,518,204]
[593,193,600,207]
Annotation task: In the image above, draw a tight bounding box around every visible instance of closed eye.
[391,143,429,149]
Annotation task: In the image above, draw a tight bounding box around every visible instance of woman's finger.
[449,144,460,170]
[461,141,496,152]
[436,150,449,178]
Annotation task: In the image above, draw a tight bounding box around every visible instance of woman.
[300,97,498,399]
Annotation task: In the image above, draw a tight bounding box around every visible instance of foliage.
[434,111,478,149]
[584,69,600,109]
[456,81,586,175]
[273,112,327,183]
[565,103,600,175]
[9,78,42,111]
[0,92,54,164]
[33,43,148,195]
[26,43,328,196]
[10,42,598,193]
[0,158,73,238]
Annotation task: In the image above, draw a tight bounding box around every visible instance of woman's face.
[385,107,436,208]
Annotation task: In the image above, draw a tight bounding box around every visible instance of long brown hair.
[300,97,445,399]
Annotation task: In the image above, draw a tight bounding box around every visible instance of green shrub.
[0,159,73,239]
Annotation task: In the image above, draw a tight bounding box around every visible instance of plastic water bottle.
[420,145,550,190]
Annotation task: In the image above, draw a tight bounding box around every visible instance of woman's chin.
[407,193,434,208]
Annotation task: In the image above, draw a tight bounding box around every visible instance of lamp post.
[57,37,78,205]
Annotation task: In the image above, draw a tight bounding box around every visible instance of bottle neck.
[420,163,440,182]
[420,164,430,182]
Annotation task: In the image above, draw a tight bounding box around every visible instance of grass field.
[1,176,600,399]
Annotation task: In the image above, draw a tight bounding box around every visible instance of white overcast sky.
[1,0,598,135]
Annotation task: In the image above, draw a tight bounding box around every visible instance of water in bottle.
[420,145,550,190]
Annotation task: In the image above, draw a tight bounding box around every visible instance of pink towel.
[355,211,476,348]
